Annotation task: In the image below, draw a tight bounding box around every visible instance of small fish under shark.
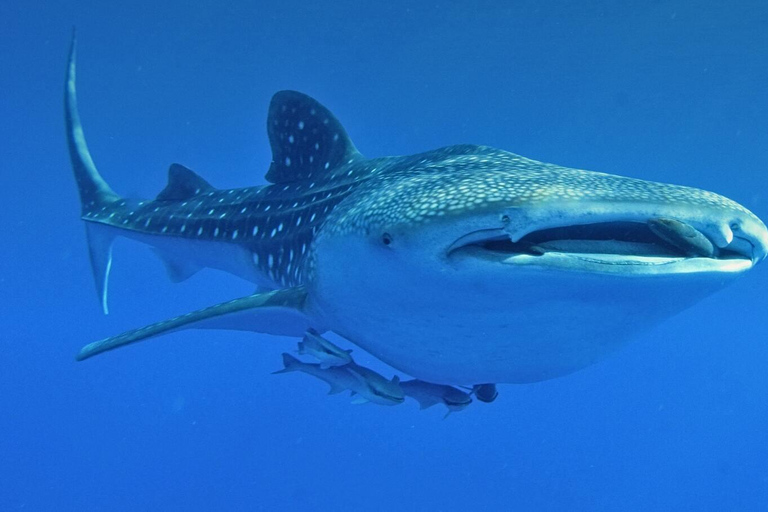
[274,353,404,406]
[400,380,474,416]
[471,384,499,404]
[281,331,474,414]
[66,35,768,411]
[298,329,353,369]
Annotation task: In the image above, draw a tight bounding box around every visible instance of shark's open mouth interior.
[448,221,748,262]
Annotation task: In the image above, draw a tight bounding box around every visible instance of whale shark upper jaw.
[446,208,768,274]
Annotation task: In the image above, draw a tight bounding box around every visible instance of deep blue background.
[2,1,767,510]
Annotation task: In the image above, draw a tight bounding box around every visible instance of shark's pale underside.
[66,38,768,387]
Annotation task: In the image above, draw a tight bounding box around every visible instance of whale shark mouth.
[447,220,756,273]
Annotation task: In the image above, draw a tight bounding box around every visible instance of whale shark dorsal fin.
[265,91,363,183]
[156,163,215,201]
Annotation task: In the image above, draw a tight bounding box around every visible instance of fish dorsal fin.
[265,91,363,183]
[156,164,215,201]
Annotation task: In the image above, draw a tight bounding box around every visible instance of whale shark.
[67,37,768,388]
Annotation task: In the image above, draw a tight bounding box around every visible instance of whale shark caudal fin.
[264,90,364,183]
[76,287,310,361]
[84,223,116,314]
[64,33,120,215]
[65,33,123,314]
[65,34,215,312]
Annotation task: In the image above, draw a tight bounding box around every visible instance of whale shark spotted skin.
[67,37,768,387]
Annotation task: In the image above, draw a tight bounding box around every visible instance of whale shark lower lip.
[498,251,751,275]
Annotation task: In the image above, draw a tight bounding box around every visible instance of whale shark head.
[310,145,767,384]
[318,145,766,269]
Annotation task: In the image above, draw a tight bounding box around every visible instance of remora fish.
[273,353,358,395]
[274,354,403,406]
[67,38,768,386]
[345,363,405,406]
[471,384,498,404]
[298,329,353,369]
[400,380,473,414]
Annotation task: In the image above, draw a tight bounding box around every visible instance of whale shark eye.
[381,233,393,246]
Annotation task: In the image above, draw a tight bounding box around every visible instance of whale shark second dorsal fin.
[156,164,215,201]
[265,91,363,184]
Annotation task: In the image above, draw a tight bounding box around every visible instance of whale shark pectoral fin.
[76,286,309,361]
[84,222,116,315]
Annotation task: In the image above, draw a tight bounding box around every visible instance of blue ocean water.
[2,1,767,510]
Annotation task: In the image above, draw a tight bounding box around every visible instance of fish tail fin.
[65,31,121,215]
[272,352,302,374]
[65,32,122,315]
[84,222,116,315]
[326,382,346,395]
